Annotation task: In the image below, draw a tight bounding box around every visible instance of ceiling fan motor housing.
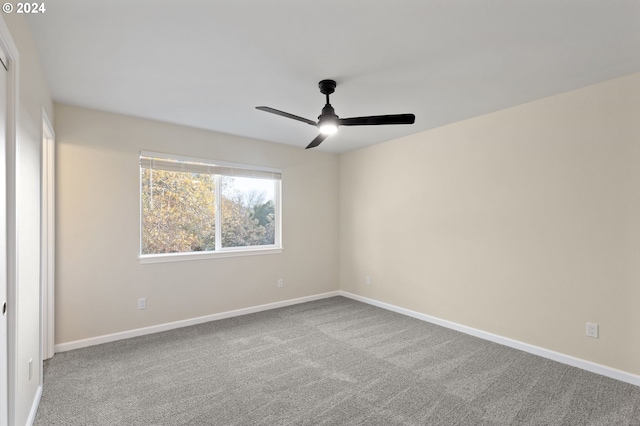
[320,103,338,121]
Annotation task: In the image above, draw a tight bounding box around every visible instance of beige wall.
[339,73,640,376]
[55,104,339,344]
[3,12,53,426]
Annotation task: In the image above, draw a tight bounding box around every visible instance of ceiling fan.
[256,79,416,149]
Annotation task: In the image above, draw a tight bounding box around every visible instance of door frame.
[0,14,19,426]
[41,111,55,361]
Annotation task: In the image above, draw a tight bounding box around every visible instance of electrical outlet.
[138,297,146,310]
[586,322,598,338]
[277,279,284,288]
[366,276,372,286]
[28,358,33,380]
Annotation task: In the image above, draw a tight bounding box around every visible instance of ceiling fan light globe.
[319,123,338,135]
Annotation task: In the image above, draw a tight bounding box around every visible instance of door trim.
[41,110,55,361]
[0,14,19,426]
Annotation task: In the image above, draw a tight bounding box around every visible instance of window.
[139,151,281,262]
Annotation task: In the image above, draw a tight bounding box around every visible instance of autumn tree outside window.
[139,152,282,262]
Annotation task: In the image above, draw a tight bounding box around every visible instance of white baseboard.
[53,289,640,387]
[54,291,340,353]
[339,291,640,387]
[26,385,42,426]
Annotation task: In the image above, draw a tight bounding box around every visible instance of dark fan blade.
[338,114,415,126]
[256,106,317,126]
[305,133,329,149]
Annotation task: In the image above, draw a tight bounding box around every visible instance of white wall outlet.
[365,276,372,286]
[277,279,284,288]
[586,322,598,338]
[138,297,146,310]
[28,358,33,380]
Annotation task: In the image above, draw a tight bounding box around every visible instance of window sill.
[139,247,283,264]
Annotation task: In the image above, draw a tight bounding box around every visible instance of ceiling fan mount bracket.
[318,79,336,95]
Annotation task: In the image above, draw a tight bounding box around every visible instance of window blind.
[140,155,281,180]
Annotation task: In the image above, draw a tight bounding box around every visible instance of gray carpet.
[35,297,640,425]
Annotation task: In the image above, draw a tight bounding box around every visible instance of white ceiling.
[26,0,640,153]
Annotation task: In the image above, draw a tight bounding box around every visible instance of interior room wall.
[339,73,640,376]
[54,104,339,345]
[2,12,53,426]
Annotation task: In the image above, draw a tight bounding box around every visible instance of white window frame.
[139,151,282,264]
